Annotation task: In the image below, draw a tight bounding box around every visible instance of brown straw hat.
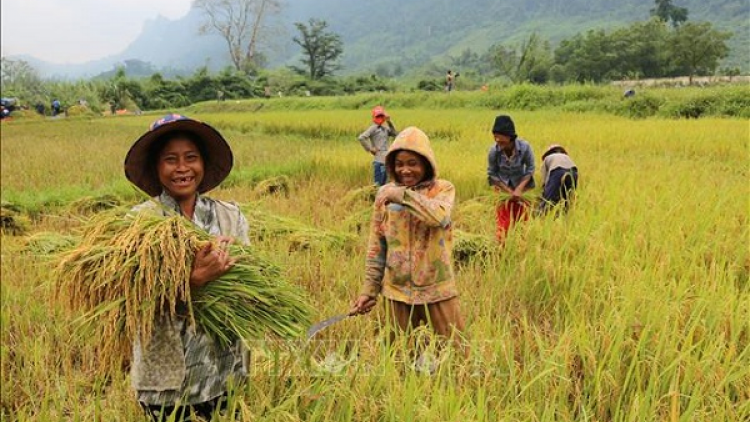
[124,113,233,196]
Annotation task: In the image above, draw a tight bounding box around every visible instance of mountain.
[8,0,749,79]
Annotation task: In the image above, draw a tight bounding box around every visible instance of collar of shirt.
[158,192,218,234]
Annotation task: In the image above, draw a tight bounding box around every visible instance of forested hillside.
[13,0,748,78]
[286,0,747,74]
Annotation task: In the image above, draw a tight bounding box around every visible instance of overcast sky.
[1,0,194,63]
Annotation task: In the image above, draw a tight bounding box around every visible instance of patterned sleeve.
[361,203,387,297]
[401,181,454,229]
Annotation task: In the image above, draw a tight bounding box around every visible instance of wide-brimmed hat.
[491,115,516,137]
[124,113,233,196]
[542,144,568,159]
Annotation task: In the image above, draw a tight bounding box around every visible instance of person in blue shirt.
[51,99,61,116]
[486,115,535,241]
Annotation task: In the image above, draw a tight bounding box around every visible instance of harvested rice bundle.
[243,207,357,250]
[494,190,537,205]
[338,185,378,208]
[452,229,496,263]
[287,229,357,252]
[66,194,123,215]
[0,202,29,236]
[253,175,290,197]
[54,211,313,366]
[24,231,81,255]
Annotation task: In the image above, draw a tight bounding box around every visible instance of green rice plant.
[23,231,81,255]
[53,211,313,376]
[65,194,123,215]
[341,206,373,234]
[452,229,496,264]
[243,207,358,251]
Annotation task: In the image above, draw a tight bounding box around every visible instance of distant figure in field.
[216,90,225,102]
[537,144,578,215]
[623,89,636,98]
[110,101,116,116]
[358,106,399,186]
[35,102,46,116]
[487,115,535,242]
[445,70,454,92]
[51,99,61,116]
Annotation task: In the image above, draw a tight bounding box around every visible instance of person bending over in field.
[537,144,578,216]
[357,106,399,187]
[124,113,249,421]
[350,127,468,367]
[486,114,536,242]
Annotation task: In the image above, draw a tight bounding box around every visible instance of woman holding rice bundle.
[350,127,468,365]
[486,114,535,242]
[124,113,249,421]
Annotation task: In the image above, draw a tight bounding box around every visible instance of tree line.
[0,0,737,114]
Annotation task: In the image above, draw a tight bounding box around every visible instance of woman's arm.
[189,236,235,288]
[377,182,455,228]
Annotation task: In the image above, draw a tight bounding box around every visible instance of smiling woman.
[122,113,251,421]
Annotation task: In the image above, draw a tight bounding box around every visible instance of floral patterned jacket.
[360,127,458,305]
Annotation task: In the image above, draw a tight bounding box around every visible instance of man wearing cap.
[358,106,399,186]
[125,113,249,421]
[487,114,536,241]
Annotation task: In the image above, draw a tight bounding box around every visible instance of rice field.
[1,105,748,421]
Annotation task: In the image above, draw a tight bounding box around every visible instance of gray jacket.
[358,122,398,163]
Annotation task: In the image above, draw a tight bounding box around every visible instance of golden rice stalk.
[53,210,313,373]
[253,176,290,197]
[337,185,378,208]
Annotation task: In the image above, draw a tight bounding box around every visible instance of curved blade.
[306,314,350,340]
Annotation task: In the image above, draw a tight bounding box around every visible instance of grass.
[1,103,748,421]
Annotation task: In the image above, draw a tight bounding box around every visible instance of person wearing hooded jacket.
[351,126,467,357]
[357,105,398,186]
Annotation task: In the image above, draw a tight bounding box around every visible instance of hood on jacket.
[385,126,438,185]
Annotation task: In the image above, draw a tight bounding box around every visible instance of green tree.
[488,33,552,84]
[195,0,282,72]
[668,22,731,84]
[650,0,688,28]
[608,19,670,79]
[554,30,617,82]
[291,18,344,80]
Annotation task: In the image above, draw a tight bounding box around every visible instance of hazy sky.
[1,0,194,63]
